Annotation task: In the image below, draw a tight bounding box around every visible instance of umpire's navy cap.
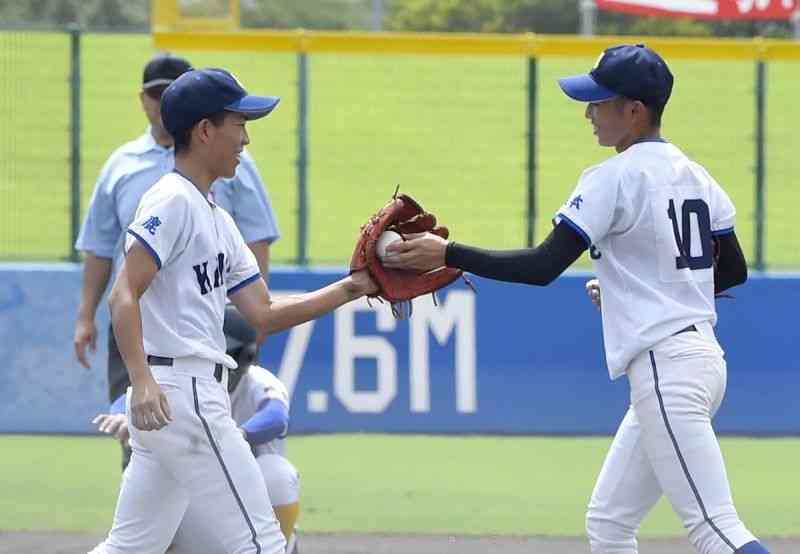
[142,53,192,89]
[558,44,674,109]
[161,68,280,138]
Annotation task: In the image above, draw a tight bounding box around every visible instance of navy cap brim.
[558,74,617,102]
[225,95,280,120]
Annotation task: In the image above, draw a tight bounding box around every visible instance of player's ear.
[631,100,648,123]
[196,118,214,145]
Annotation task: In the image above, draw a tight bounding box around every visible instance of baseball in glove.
[350,190,467,318]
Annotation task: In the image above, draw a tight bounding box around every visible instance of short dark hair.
[648,102,666,128]
[614,97,665,128]
[173,111,228,155]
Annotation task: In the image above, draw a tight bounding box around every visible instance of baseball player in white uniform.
[94,305,301,553]
[75,53,281,471]
[89,67,376,554]
[383,44,770,554]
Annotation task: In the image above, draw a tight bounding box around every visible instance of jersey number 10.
[667,198,712,271]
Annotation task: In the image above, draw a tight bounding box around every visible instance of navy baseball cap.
[558,44,674,109]
[161,68,280,138]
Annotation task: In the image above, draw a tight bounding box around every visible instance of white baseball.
[376,230,403,260]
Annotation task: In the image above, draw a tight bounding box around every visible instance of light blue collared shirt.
[76,128,280,272]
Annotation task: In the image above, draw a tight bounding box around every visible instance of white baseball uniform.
[172,366,300,554]
[555,140,757,554]
[91,171,285,554]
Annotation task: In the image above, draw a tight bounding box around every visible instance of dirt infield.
[2,531,798,553]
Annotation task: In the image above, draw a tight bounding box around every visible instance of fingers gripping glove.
[350,192,464,315]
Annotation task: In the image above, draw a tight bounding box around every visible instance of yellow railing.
[153,29,800,60]
[153,0,240,33]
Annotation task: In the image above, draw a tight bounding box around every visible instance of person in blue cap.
[74,53,282,472]
[89,68,376,554]
[382,44,769,554]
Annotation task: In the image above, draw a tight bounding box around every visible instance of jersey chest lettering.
[192,252,229,295]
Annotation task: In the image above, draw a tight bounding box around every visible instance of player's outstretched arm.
[108,243,172,431]
[230,270,377,338]
[384,222,588,286]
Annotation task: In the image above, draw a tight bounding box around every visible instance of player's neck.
[174,156,215,196]
[616,127,661,153]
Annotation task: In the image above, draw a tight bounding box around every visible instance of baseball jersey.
[554,140,735,379]
[76,128,280,277]
[230,366,290,457]
[124,171,260,368]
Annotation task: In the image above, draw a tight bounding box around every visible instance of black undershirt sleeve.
[714,231,747,295]
[444,221,589,286]
[445,224,745,293]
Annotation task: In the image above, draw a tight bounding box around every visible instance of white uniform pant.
[92,359,285,554]
[587,322,757,554]
[172,454,300,554]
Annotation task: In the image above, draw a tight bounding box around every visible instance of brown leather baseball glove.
[350,191,464,315]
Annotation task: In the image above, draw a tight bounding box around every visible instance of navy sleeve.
[714,231,747,295]
[445,221,588,286]
[241,398,289,446]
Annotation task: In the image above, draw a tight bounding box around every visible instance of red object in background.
[596,0,798,20]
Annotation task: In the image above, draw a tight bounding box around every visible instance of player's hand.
[585,278,601,310]
[382,232,448,273]
[129,378,172,431]
[74,317,97,369]
[348,269,379,298]
[92,413,130,445]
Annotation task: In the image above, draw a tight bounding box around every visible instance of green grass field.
[1,31,799,268]
[1,434,797,538]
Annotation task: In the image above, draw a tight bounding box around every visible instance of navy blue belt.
[147,355,224,383]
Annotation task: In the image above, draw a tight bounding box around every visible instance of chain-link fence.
[1,29,798,268]
[1,30,71,260]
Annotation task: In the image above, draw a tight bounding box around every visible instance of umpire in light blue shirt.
[74,54,280,465]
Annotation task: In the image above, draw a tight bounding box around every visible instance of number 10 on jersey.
[666,198,713,271]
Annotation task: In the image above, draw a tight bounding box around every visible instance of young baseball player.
[75,53,281,469]
[94,305,301,553]
[89,68,375,554]
[384,44,769,554]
